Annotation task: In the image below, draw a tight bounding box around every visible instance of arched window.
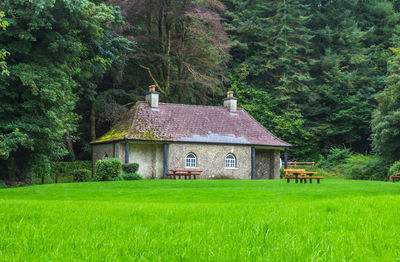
[185,153,197,168]
[225,153,236,168]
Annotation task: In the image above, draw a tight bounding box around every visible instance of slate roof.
[92,102,291,147]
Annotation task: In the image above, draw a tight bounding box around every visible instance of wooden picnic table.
[167,169,202,180]
[284,169,324,184]
[389,173,400,183]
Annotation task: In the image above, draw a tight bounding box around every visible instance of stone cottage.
[91,86,291,179]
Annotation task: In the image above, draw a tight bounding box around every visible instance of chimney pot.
[146,85,159,110]
[224,91,238,114]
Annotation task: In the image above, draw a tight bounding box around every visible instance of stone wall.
[167,143,251,179]
[92,142,124,162]
[128,143,163,179]
[92,143,113,162]
[93,142,282,180]
[255,149,281,179]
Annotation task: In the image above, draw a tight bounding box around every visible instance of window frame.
[185,153,197,168]
[225,153,237,169]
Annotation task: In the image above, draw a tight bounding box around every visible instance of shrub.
[122,163,139,174]
[51,161,91,183]
[95,158,122,181]
[33,161,51,183]
[343,155,390,181]
[122,173,143,180]
[321,147,352,167]
[0,180,6,189]
[389,161,400,176]
[71,169,91,182]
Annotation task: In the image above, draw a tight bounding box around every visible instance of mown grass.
[0,179,399,261]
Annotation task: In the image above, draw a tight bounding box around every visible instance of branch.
[139,64,167,96]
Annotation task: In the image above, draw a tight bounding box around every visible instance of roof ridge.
[158,102,244,110]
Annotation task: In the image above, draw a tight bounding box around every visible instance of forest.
[1,0,400,181]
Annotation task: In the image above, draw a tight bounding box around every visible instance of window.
[185,153,197,168]
[225,153,236,168]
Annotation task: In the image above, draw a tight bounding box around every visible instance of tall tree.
[371,47,400,161]
[0,0,125,180]
[109,0,230,104]
[222,0,318,160]
[0,11,8,75]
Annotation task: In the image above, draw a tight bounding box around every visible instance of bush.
[33,161,51,183]
[122,163,139,174]
[122,173,143,180]
[51,161,91,183]
[71,169,91,182]
[95,158,122,181]
[0,180,6,189]
[389,161,400,176]
[342,155,390,181]
[321,147,352,167]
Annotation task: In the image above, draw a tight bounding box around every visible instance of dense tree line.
[1,0,400,180]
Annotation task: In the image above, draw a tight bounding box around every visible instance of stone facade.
[93,141,282,179]
[255,149,281,179]
[92,142,124,162]
[128,143,163,179]
[167,143,251,179]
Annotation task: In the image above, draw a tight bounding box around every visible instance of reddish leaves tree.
[109,0,230,104]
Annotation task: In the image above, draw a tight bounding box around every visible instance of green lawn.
[0,179,399,261]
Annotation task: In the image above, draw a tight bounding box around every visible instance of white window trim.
[185,153,197,168]
[225,153,236,169]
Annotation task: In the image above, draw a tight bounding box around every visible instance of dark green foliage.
[122,173,142,180]
[122,163,139,174]
[371,48,400,161]
[95,158,122,181]
[222,0,400,160]
[71,169,91,182]
[389,161,400,176]
[0,179,6,189]
[51,161,91,180]
[321,147,352,168]
[33,162,51,179]
[342,155,390,181]
[0,0,127,180]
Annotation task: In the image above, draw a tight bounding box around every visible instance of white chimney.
[224,91,237,114]
[146,85,159,111]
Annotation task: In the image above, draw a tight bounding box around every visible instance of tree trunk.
[90,102,96,141]
[65,131,75,161]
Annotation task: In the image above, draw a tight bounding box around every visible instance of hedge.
[95,158,122,181]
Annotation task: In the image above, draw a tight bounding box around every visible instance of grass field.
[0,179,399,261]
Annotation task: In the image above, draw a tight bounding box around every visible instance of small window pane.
[185,153,197,168]
[225,154,236,168]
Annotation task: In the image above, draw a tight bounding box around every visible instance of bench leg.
[317,178,320,184]
[309,178,312,184]
[295,177,298,183]
[393,178,395,183]
[304,179,307,184]
[287,178,290,183]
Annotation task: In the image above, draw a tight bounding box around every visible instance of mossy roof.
[91,101,291,147]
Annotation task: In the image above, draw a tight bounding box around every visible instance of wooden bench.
[166,169,202,180]
[301,176,324,184]
[389,174,400,183]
